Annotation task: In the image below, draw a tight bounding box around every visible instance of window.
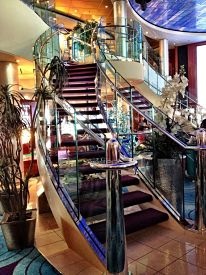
[197,45,206,108]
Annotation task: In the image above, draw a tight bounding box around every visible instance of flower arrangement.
[157,65,201,135]
[159,65,188,115]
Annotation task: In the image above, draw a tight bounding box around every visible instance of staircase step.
[61,138,100,147]
[71,118,104,124]
[63,95,97,101]
[77,110,101,116]
[57,109,100,116]
[135,105,151,110]
[69,150,105,160]
[77,128,108,134]
[122,92,142,98]
[70,102,98,108]
[124,95,148,103]
[118,86,135,93]
[80,190,153,218]
[62,87,96,93]
[66,64,97,70]
[67,71,97,77]
[79,174,139,193]
[63,81,95,86]
[89,208,169,243]
[66,75,96,81]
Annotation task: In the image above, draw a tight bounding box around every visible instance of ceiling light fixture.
[105,5,108,8]
[135,0,152,11]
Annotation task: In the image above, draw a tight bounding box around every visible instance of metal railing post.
[106,137,126,274]
[90,138,137,274]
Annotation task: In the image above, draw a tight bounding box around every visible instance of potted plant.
[153,131,184,213]
[0,84,36,250]
[135,129,184,212]
[0,55,65,250]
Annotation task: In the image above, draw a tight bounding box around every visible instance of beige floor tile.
[160,259,206,275]
[127,240,153,260]
[78,266,103,275]
[138,250,177,271]
[151,225,180,239]
[128,261,157,275]
[158,239,195,258]
[58,260,91,275]
[30,177,206,273]
[174,234,204,247]
[47,248,83,268]
[126,233,136,242]
[134,233,171,249]
[128,257,134,264]
[197,240,206,250]
[38,240,68,257]
[181,247,206,269]
[35,231,63,247]
[184,229,205,240]
[35,215,58,234]
[54,228,64,239]
[35,227,56,237]
[131,226,175,248]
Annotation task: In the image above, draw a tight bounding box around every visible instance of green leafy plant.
[153,131,183,159]
[70,20,98,53]
[0,85,35,220]
[135,130,183,159]
[0,55,64,222]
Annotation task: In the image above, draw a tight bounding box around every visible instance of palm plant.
[0,84,34,221]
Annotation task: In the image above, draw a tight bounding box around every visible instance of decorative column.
[90,138,137,274]
[113,0,127,57]
[159,39,169,77]
[0,60,19,87]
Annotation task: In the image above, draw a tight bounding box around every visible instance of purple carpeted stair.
[89,208,169,243]
[79,174,140,193]
[53,62,169,245]
[80,190,153,218]
[119,87,152,110]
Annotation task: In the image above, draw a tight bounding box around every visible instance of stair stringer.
[35,142,106,272]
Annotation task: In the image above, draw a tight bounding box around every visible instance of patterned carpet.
[0,219,61,275]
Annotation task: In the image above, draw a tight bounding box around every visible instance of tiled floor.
[30,177,206,275]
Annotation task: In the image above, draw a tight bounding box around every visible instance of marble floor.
[30,177,206,275]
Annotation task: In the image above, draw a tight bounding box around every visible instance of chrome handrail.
[53,95,105,147]
[92,25,200,151]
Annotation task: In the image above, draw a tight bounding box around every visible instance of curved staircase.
[51,61,169,245]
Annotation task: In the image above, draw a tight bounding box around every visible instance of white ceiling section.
[0,0,49,60]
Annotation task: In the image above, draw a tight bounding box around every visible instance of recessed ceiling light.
[105,5,108,8]
[145,31,148,34]
[16,59,20,63]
